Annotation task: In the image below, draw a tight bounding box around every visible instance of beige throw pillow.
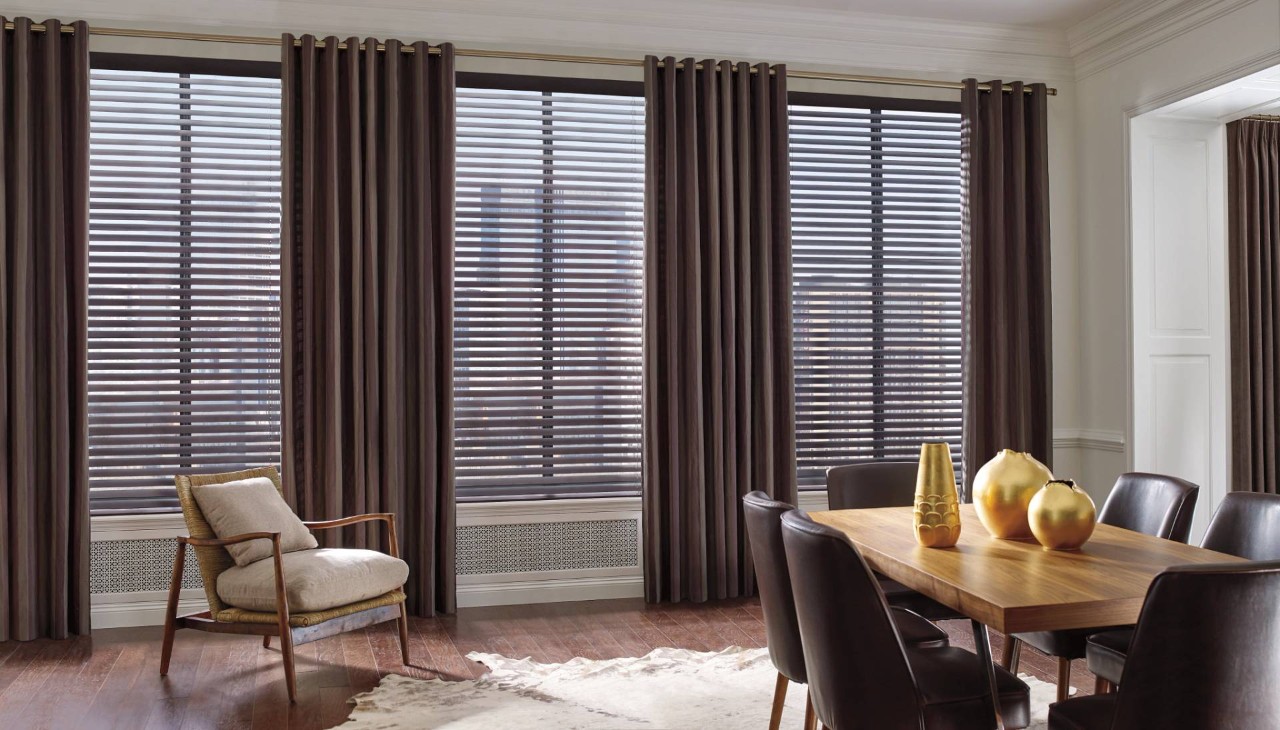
[190,476,318,567]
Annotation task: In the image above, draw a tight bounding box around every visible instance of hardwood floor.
[0,598,1094,729]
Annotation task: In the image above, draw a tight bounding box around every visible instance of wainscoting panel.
[88,490,837,625]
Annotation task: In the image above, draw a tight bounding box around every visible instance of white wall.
[1070,0,1280,500]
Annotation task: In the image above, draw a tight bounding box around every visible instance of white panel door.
[1130,116,1229,541]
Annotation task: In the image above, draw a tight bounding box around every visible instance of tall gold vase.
[913,442,961,548]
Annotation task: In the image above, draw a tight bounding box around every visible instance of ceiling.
[717,0,1128,28]
[1156,64,1280,121]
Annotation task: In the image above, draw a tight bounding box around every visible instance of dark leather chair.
[1049,560,1280,730]
[1085,491,1280,690]
[780,510,1030,730]
[743,492,949,730]
[826,462,965,621]
[1005,472,1199,701]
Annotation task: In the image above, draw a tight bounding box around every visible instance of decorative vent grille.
[90,539,201,594]
[456,520,639,575]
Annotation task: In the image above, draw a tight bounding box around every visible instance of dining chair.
[826,462,965,622]
[744,492,949,730]
[1002,471,1199,701]
[1084,491,1280,692]
[164,466,412,703]
[1048,560,1280,730]
[780,510,1030,730]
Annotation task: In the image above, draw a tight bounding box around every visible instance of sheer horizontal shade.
[790,103,964,487]
[88,67,284,514]
[454,86,644,501]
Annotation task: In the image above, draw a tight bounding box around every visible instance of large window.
[88,58,283,513]
[789,97,964,487]
[454,78,645,501]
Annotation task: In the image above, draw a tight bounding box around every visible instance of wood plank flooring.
[0,598,1094,729]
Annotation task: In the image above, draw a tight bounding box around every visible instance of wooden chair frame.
[159,472,411,703]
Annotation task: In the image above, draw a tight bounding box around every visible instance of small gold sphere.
[971,449,1054,539]
[1028,479,1097,550]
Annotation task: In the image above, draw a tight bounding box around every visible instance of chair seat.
[1047,694,1117,730]
[880,576,966,621]
[1085,628,1132,686]
[908,645,1032,729]
[891,607,950,649]
[217,548,409,613]
[1015,624,1130,660]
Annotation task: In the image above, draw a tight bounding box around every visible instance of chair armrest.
[302,513,395,531]
[179,531,280,548]
[301,513,401,559]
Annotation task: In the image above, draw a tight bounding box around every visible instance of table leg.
[970,619,1005,730]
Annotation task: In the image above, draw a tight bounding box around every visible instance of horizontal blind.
[789,104,964,487]
[455,87,645,501]
[88,69,283,514]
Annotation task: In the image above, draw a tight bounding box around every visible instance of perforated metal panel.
[456,520,639,575]
[90,539,201,594]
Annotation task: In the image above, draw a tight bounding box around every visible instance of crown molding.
[26,0,1074,83]
[1068,0,1262,80]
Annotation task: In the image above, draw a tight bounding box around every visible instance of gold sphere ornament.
[972,449,1054,539]
[1028,479,1097,550]
[912,442,961,548]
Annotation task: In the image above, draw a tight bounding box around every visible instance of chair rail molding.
[1052,428,1127,453]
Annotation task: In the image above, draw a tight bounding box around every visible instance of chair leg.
[263,636,271,649]
[768,672,788,730]
[1095,676,1114,695]
[159,539,186,676]
[804,690,817,730]
[1001,635,1022,674]
[1056,658,1072,703]
[279,627,297,703]
[396,603,411,665]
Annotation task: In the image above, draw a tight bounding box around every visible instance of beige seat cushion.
[191,476,318,567]
[216,548,409,613]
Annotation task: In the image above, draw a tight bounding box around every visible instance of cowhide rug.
[341,646,1064,729]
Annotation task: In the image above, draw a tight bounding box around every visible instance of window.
[88,57,283,513]
[789,97,964,487]
[454,78,645,501]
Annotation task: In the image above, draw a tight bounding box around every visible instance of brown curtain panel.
[643,57,797,604]
[0,17,91,641]
[281,35,456,615]
[1228,118,1280,494]
[960,79,1053,496]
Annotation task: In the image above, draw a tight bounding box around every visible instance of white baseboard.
[456,574,644,608]
[92,589,207,629]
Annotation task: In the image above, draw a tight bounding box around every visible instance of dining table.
[809,503,1244,730]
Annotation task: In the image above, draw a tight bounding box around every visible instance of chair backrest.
[742,492,807,683]
[174,466,288,615]
[1201,492,1280,560]
[780,510,920,729]
[1113,560,1280,729]
[1097,472,1199,542]
[826,461,917,510]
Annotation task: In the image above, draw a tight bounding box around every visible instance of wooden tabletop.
[809,504,1244,634]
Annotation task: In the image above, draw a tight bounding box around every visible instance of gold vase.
[1028,479,1097,550]
[913,442,961,548]
[971,449,1054,539]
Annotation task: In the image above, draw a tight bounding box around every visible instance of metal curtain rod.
[1245,114,1280,121]
[5,20,1058,95]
